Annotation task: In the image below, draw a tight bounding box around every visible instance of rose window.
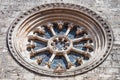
[7,3,113,76]
[27,22,94,71]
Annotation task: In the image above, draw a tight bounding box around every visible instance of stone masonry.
[0,0,120,80]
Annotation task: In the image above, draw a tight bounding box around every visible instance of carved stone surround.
[7,3,113,76]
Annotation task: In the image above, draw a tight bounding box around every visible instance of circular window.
[7,3,113,76]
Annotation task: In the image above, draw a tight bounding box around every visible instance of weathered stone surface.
[0,0,120,80]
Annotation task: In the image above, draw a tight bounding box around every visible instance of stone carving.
[6,3,113,76]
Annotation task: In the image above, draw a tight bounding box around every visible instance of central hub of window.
[49,35,71,54]
[52,36,70,51]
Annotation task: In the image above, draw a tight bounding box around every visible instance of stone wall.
[0,0,120,80]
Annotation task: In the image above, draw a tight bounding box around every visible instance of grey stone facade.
[0,0,120,80]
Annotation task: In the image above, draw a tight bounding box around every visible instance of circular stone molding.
[7,3,113,76]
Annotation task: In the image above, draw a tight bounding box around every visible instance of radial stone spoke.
[65,24,74,36]
[47,23,56,36]
[28,35,48,43]
[50,27,56,36]
[46,53,56,68]
[72,37,84,43]
[49,53,56,62]
[65,28,71,36]
[72,35,90,43]
[64,53,71,62]
[36,47,48,53]
[63,53,73,69]
[30,47,48,58]
[71,47,85,55]
[71,47,91,59]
